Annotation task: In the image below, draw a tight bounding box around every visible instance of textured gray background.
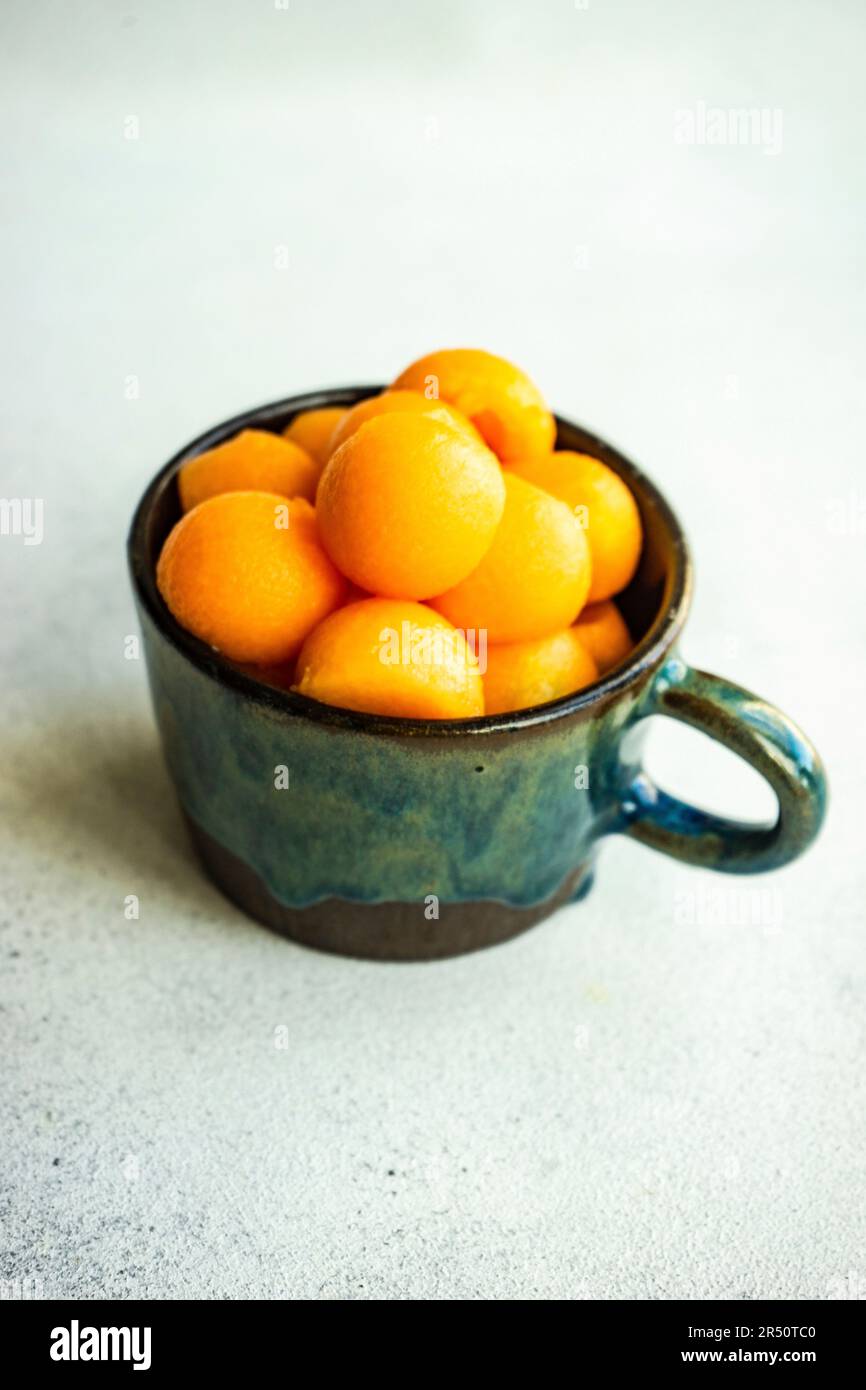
[1,0,864,1300]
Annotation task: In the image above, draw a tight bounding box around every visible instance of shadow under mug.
[128,387,827,961]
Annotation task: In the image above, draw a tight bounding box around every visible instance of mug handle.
[622,657,827,873]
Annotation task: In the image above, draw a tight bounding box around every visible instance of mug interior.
[128,386,691,735]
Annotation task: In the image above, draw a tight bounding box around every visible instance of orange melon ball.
[431,472,591,643]
[294,599,484,719]
[178,429,319,512]
[157,492,347,665]
[483,630,598,715]
[316,413,506,599]
[282,406,347,470]
[392,348,555,463]
[574,601,633,674]
[507,451,642,602]
[328,389,483,455]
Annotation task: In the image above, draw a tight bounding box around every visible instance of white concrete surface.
[1,0,864,1300]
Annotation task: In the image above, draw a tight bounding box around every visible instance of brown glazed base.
[185,813,594,961]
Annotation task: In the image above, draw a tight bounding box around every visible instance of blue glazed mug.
[128,388,827,960]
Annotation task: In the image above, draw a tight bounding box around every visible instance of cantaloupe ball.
[392,348,555,463]
[328,389,483,455]
[574,601,633,674]
[178,429,319,512]
[316,413,506,599]
[507,451,642,602]
[157,492,347,665]
[294,599,484,719]
[483,630,598,715]
[431,472,591,643]
[282,406,347,470]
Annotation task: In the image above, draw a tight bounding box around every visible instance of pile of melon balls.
[157,349,642,718]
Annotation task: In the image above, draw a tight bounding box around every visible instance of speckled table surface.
[2,0,864,1300]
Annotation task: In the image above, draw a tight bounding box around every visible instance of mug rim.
[127,386,692,737]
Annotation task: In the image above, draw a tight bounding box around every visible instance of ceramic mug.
[128,387,827,960]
